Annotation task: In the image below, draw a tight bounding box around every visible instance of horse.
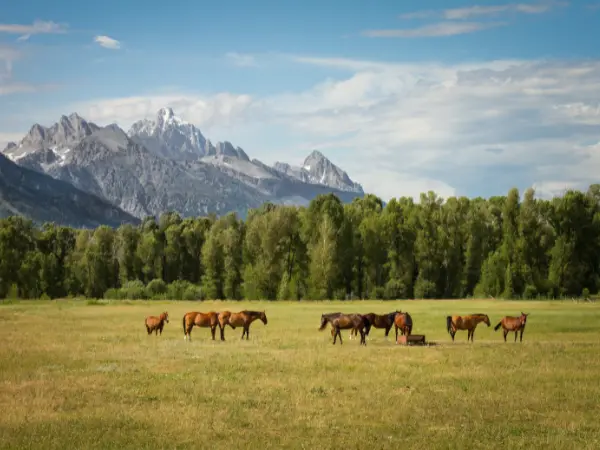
[217,310,238,341]
[145,311,169,336]
[219,310,268,340]
[394,311,413,342]
[494,312,529,342]
[446,313,491,342]
[182,311,221,341]
[319,313,371,345]
[318,312,344,338]
[350,312,396,340]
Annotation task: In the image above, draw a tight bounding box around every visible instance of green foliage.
[2,186,600,301]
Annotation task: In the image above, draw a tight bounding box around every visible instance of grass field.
[1,299,600,449]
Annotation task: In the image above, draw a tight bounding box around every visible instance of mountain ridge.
[2,108,365,223]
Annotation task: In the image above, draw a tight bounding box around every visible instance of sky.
[1,0,600,201]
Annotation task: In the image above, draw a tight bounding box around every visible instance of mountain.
[273,150,363,194]
[0,152,139,228]
[127,107,207,161]
[4,113,99,164]
[2,109,365,222]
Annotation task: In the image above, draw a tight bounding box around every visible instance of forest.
[1,185,599,301]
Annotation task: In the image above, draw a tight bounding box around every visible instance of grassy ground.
[1,299,600,449]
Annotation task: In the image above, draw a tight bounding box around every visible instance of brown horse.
[319,313,371,345]
[350,312,396,339]
[494,312,529,342]
[446,313,491,342]
[145,311,169,336]
[182,311,221,341]
[219,310,268,340]
[394,311,413,341]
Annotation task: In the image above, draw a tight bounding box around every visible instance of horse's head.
[483,314,491,327]
[161,312,169,323]
[319,314,329,331]
[260,310,268,325]
[520,312,529,324]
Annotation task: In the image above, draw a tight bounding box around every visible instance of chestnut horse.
[145,311,169,336]
[446,313,490,342]
[494,312,529,342]
[182,311,221,341]
[394,311,413,341]
[350,312,396,339]
[218,310,268,340]
[319,313,371,345]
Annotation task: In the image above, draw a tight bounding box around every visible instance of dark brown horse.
[219,310,268,340]
[394,311,413,341]
[446,313,490,342]
[319,313,371,345]
[494,312,529,342]
[182,311,221,341]
[350,312,396,339]
[145,311,169,336]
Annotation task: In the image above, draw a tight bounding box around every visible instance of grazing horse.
[494,312,529,342]
[319,313,371,345]
[350,312,396,339]
[219,310,268,340]
[394,311,413,341]
[182,311,221,341]
[217,310,238,341]
[446,313,491,342]
[145,311,169,336]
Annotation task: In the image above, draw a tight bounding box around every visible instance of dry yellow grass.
[1,299,600,449]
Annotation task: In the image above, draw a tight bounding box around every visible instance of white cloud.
[225,52,257,67]
[94,35,121,50]
[13,55,600,201]
[362,21,505,38]
[0,20,68,41]
[400,2,568,20]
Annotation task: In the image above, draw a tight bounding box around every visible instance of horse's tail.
[446,316,452,335]
[494,321,502,331]
[182,314,186,334]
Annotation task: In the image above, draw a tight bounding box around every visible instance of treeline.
[1,186,600,301]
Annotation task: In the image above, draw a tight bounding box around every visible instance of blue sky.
[1,0,600,200]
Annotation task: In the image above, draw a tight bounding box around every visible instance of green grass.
[1,299,600,449]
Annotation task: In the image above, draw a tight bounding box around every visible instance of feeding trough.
[397,334,426,346]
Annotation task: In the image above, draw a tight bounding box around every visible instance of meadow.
[1,299,600,449]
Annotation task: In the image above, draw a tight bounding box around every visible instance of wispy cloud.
[94,35,121,50]
[400,2,568,20]
[403,2,567,20]
[0,20,68,41]
[586,3,600,10]
[363,21,505,38]
[225,52,257,67]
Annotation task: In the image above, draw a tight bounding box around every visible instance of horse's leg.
[395,325,398,342]
[514,330,518,342]
[246,325,250,340]
[333,327,338,345]
[520,328,524,342]
[146,325,151,335]
[503,329,508,342]
[211,325,216,340]
[360,329,366,345]
[219,324,225,341]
